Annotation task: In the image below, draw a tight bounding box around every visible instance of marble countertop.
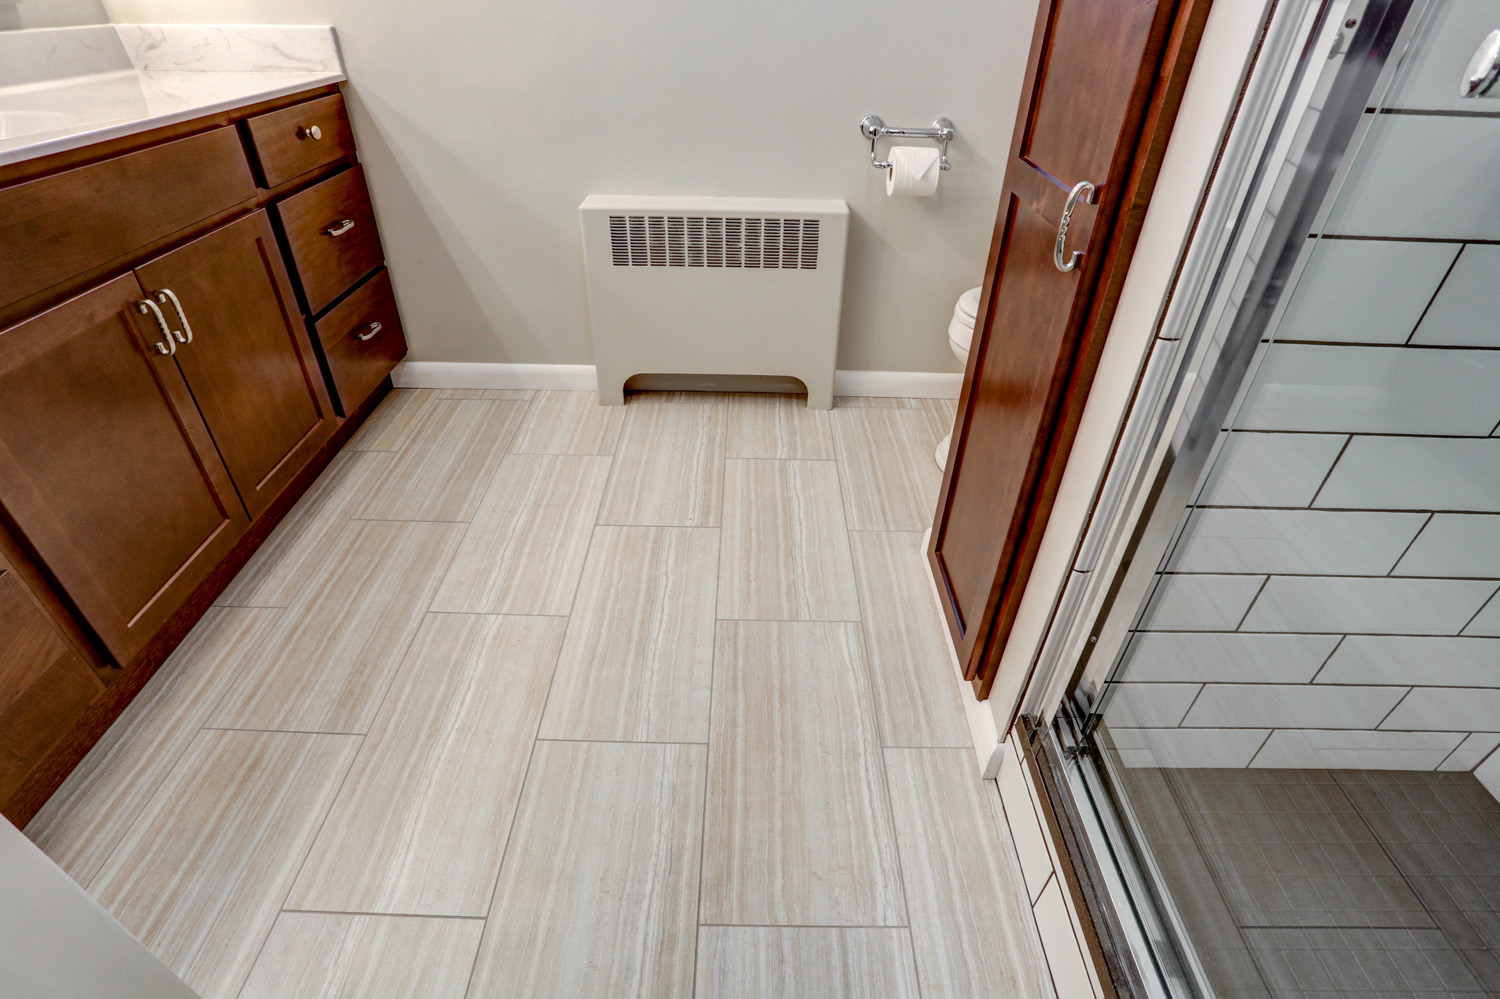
[0,24,346,168]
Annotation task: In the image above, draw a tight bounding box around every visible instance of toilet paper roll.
[886,145,941,197]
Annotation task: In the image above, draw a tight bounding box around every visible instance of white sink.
[0,110,78,139]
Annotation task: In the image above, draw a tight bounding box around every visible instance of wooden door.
[0,274,249,665]
[930,0,1209,702]
[136,211,335,519]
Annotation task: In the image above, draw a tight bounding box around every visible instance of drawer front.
[278,166,385,315]
[0,566,104,813]
[315,269,409,415]
[0,127,254,311]
[246,93,357,189]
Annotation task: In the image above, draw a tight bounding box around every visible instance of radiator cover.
[580,195,849,409]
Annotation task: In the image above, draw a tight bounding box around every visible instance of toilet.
[936,286,980,469]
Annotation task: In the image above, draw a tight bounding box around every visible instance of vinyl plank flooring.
[468,740,704,999]
[701,621,905,926]
[355,399,526,522]
[538,526,718,743]
[834,396,923,409]
[287,614,565,916]
[344,388,439,452]
[25,607,283,885]
[438,387,534,400]
[695,926,921,999]
[597,399,727,526]
[717,458,859,621]
[884,748,1055,999]
[849,531,970,747]
[430,453,612,615]
[87,729,360,999]
[725,393,835,460]
[217,451,395,608]
[208,520,465,734]
[830,408,943,531]
[239,912,483,999]
[509,390,625,455]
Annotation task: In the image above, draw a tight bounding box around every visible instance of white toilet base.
[935,432,951,470]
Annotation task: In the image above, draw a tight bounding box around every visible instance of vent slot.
[608,215,820,269]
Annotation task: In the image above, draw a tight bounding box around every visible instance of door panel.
[136,211,334,518]
[930,0,1204,704]
[0,274,249,664]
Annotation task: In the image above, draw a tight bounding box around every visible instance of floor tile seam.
[278,907,487,921]
[692,480,726,999]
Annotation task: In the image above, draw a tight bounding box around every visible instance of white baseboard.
[922,527,1004,778]
[393,361,961,399]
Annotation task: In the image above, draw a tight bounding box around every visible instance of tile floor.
[24,389,1056,999]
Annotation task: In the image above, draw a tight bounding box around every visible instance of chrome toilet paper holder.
[860,114,955,171]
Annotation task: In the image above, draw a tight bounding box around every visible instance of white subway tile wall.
[1106,91,1500,770]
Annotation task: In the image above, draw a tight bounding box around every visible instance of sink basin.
[0,110,80,139]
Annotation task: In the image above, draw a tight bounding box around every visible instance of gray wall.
[102,0,1040,373]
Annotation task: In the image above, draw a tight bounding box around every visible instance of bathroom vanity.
[0,27,406,823]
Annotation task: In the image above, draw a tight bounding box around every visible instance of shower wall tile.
[1240,577,1497,635]
[1380,687,1500,733]
[1107,728,1270,769]
[1412,244,1500,347]
[1252,729,1463,770]
[1179,684,1405,731]
[1103,683,1202,728]
[1393,514,1500,578]
[1121,632,1340,684]
[1140,574,1265,632]
[1323,115,1500,239]
[1463,591,1500,637]
[1236,344,1500,436]
[1382,0,1500,112]
[1315,437,1500,512]
[1276,238,1455,344]
[1318,636,1500,687]
[1171,508,1425,575]
[1438,733,1500,772]
[1198,432,1348,508]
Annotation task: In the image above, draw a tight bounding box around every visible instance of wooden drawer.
[245,93,358,189]
[315,269,409,415]
[0,127,254,311]
[278,165,385,315]
[0,566,104,813]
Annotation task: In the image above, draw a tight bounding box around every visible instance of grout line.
[696,922,912,929]
[1372,687,1414,731]
[1458,583,1500,636]
[1306,635,1346,685]
[204,725,369,737]
[692,477,724,965]
[1386,512,1434,577]
[1307,435,1354,509]
[1233,577,1271,632]
[279,907,487,921]
[1406,244,1465,345]
[536,737,709,746]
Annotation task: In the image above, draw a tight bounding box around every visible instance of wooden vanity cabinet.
[0,274,251,665]
[135,211,336,518]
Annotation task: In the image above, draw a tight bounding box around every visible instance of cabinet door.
[0,274,249,664]
[0,563,104,819]
[136,211,335,518]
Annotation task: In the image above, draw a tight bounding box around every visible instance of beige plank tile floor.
[239,912,483,999]
[28,389,1056,999]
[286,614,565,916]
[355,398,527,522]
[717,457,859,621]
[87,729,360,999]
[598,397,727,526]
[831,407,945,531]
[208,519,465,734]
[509,389,624,455]
[538,525,718,743]
[431,453,612,615]
[696,926,921,999]
[468,740,705,999]
[701,620,905,926]
[438,387,534,400]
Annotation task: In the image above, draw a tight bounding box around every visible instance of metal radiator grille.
[607,215,820,269]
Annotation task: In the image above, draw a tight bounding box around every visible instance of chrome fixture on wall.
[1461,28,1500,97]
[858,114,955,171]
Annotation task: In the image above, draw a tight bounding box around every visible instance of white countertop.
[0,24,346,168]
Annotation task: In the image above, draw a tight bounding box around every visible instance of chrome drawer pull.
[155,289,194,345]
[1053,180,1097,273]
[324,219,356,237]
[296,124,323,140]
[355,321,383,342]
[137,298,176,355]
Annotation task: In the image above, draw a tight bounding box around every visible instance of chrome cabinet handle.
[1053,180,1097,273]
[1462,29,1500,97]
[155,289,194,345]
[297,124,323,140]
[355,321,383,341]
[324,219,356,237]
[137,299,176,355]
